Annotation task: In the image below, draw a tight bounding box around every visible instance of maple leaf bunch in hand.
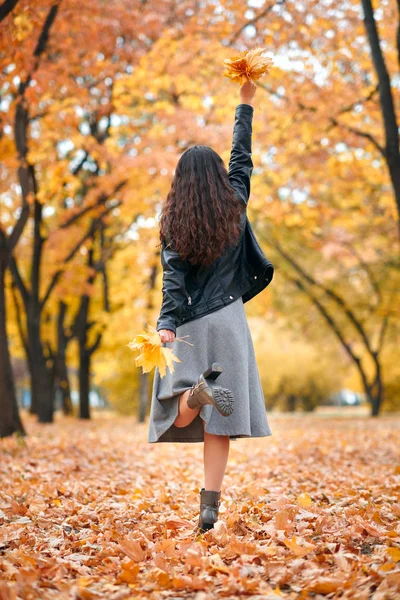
[223,46,273,85]
[128,325,191,378]
[158,329,175,343]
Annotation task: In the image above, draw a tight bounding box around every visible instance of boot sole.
[210,388,234,416]
[204,363,234,416]
[198,522,215,533]
[187,363,234,416]
[190,386,234,417]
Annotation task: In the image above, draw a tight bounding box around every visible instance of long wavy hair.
[159,145,244,266]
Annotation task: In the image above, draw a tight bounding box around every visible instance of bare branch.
[342,241,382,302]
[19,2,62,95]
[9,256,29,308]
[289,276,373,398]
[329,116,386,156]
[229,0,286,45]
[41,201,121,309]
[336,85,379,116]
[270,237,375,357]
[88,331,102,355]
[59,180,126,229]
[10,283,29,357]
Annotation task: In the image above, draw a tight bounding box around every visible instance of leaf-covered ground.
[0,413,399,599]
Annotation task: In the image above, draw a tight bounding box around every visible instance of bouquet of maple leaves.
[223,47,273,84]
[128,326,192,378]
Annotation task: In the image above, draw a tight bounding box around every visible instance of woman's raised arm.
[227,80,257,206]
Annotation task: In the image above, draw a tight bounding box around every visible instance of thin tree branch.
[229,0,286,44]
[336,85,379,116]
[41,201,121,309]
[10,282,29,357]
[341,241,382,301]
[9,256,29,308]
[59,181,126,229]
[377,314,389,352]
[71,151,89,176]
[88,331,102,355]
[289,276,373,398]
[329,116,386,156]
[270,237,375,357]
[19,2,62,95]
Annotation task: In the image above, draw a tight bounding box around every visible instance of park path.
[0,413,399,599]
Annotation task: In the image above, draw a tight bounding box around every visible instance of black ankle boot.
[198,488,221,532]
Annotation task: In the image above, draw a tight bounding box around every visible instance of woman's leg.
[174,393,230,490]
[174,390,200,427]
[203,425,230,491]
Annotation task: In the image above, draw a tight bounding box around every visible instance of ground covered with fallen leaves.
[0,413,399,599]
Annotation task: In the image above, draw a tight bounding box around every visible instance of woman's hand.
[158,329,176,343]
[240,79,257,107]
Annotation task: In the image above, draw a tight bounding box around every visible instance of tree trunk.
[0,0,21,22]
[370,396,381,417]
[76,246,94,420]
[369,361,384,416]
[55,301,73,415]
[287,394,296,412]
[58,351,73,416]
[138,372,149,423]
[7,3,61,422]
[0,258,25,437]
[361,0,400,237]
[27,309,54,423]
[73,234,104,420]
[79,346,91,419]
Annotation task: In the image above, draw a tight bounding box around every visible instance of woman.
[148,80,274,533]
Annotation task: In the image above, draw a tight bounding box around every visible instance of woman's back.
[156,100,273,335]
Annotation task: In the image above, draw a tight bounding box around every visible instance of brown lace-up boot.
[187,363,234,417]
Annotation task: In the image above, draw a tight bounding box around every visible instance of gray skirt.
[148,297,272,443]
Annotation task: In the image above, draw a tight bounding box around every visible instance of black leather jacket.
[156,103,274,334]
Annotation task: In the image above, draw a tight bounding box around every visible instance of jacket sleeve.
[156,243,189,335]
[228,103,254,206]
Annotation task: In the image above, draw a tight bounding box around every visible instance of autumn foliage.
[0,0,399,437]
[1,415,400,598]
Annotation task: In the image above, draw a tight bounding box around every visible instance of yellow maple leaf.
[296,492,313,508]
[128,325,191,378]
[387,547,400,563]
[223,47,273,85]
[13,13,34,42]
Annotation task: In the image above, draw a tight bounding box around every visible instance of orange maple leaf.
[282,534,315,557]
[223,47,273,84]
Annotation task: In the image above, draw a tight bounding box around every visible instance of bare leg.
[174,390,200,428]
[203,423,230,492]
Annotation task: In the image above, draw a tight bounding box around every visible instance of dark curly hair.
[159,145,245,266]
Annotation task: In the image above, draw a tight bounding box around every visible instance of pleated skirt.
[148,297,272,443]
